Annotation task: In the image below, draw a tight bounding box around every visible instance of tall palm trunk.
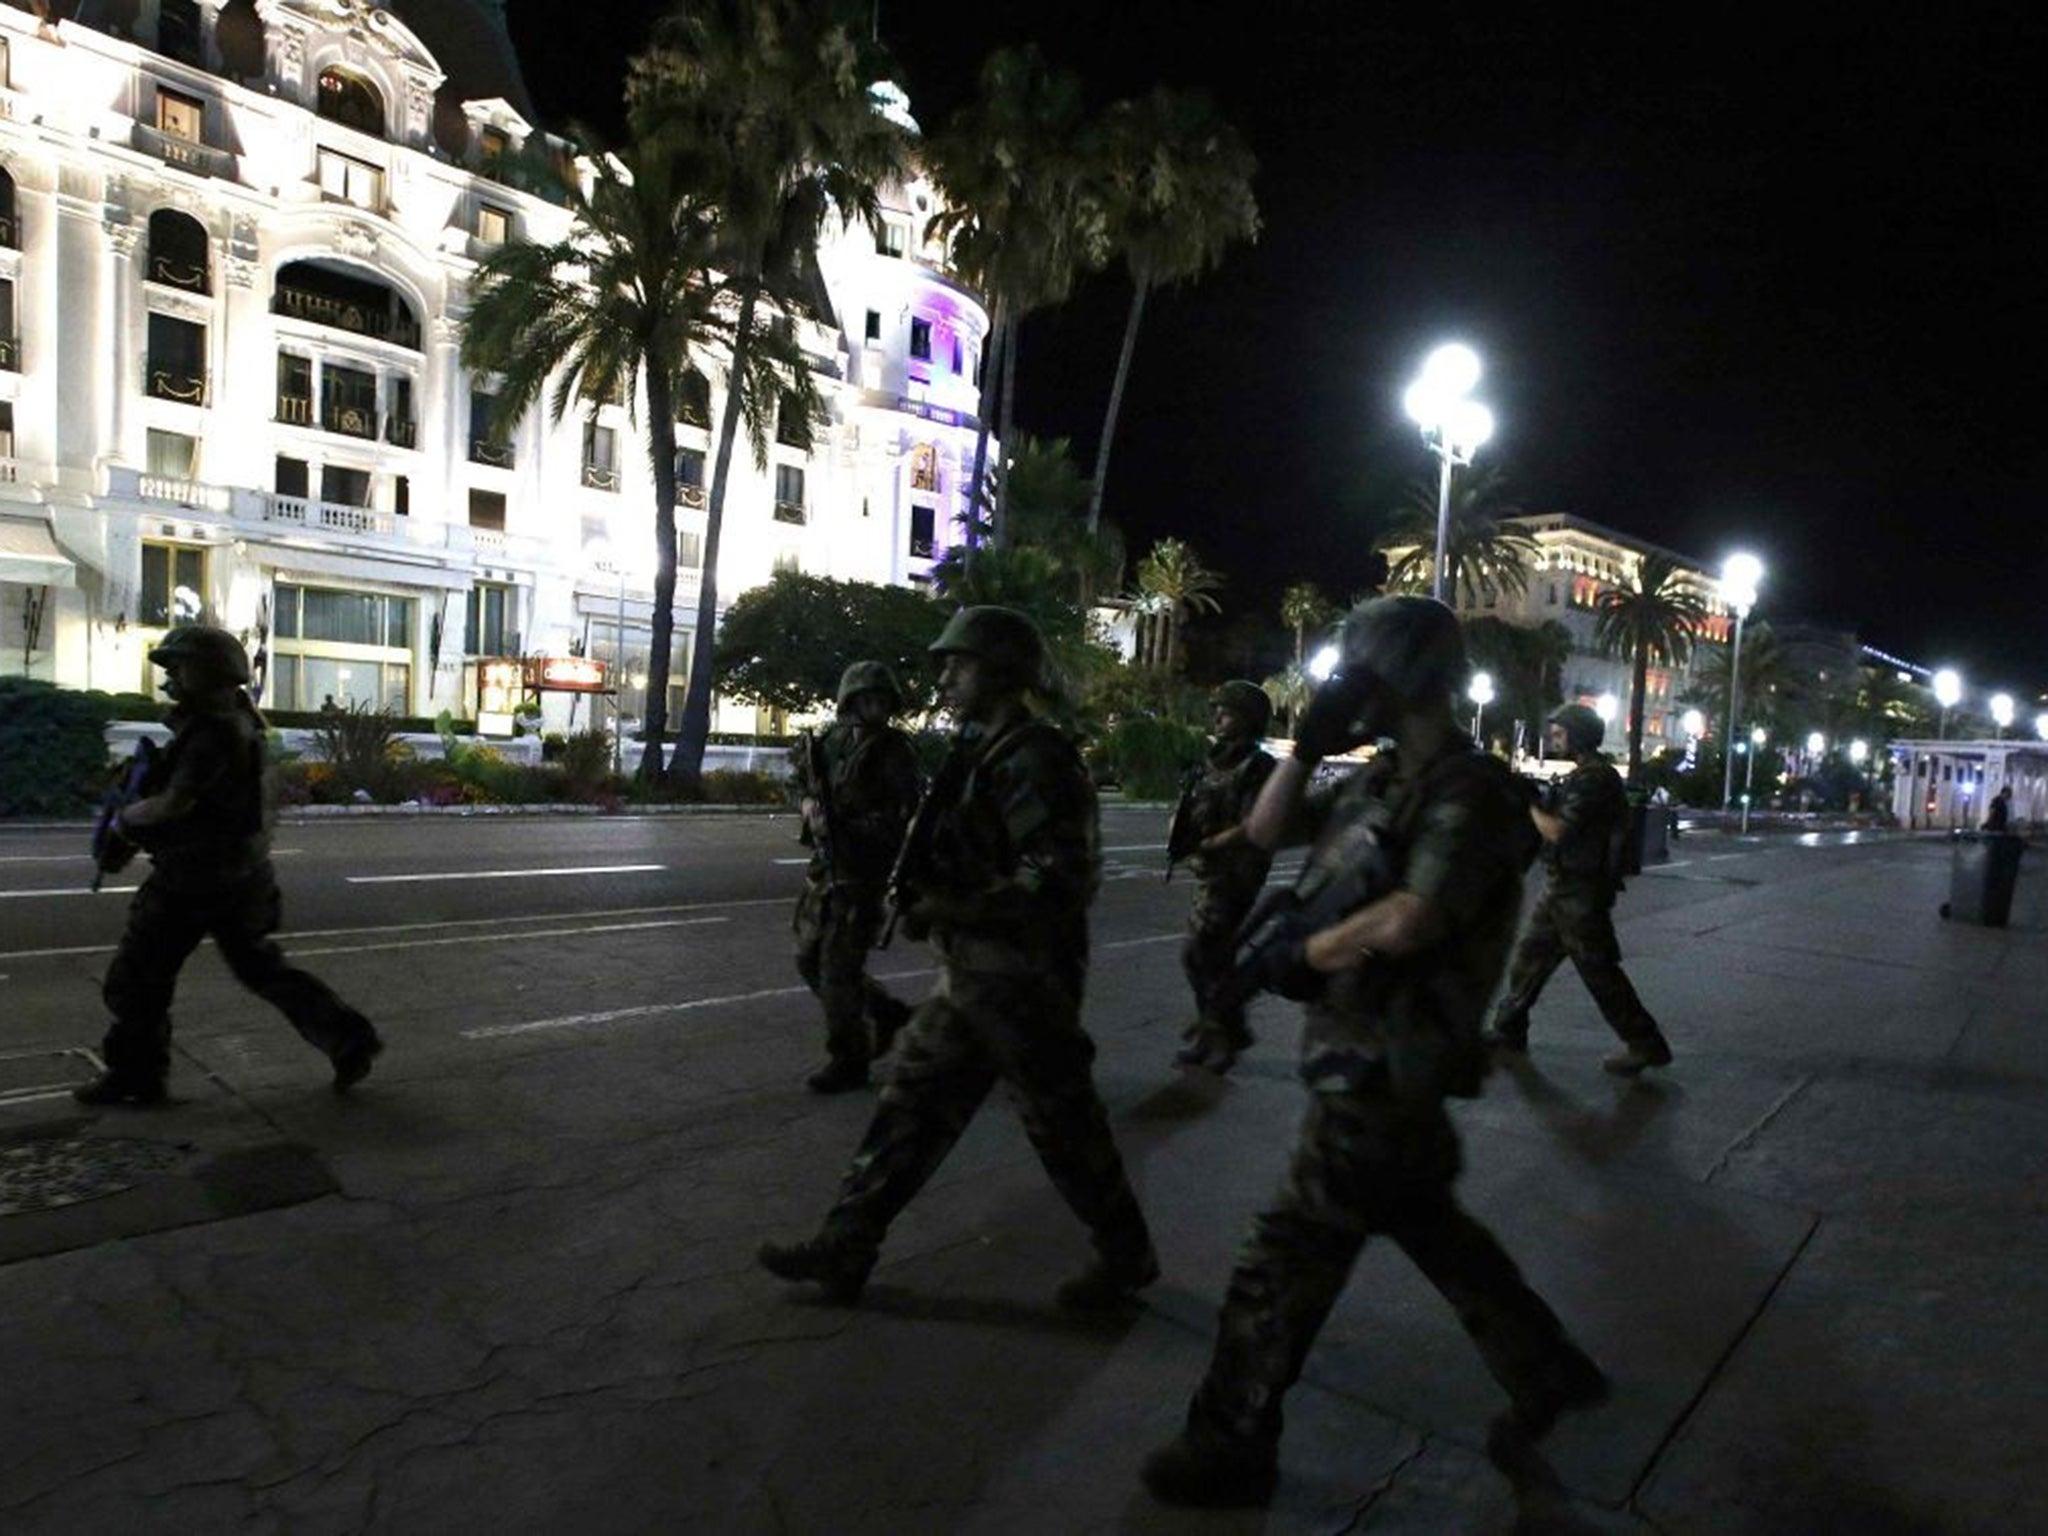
[638,363,681,782]
[992,311,1020,546]
[671,283,759,790]
[1086,279,1147,533]
[1627,643,1650,777]
[964,294,1008,555]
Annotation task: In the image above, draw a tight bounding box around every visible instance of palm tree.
[1279,581,1335,665]
[1592,553,1710,774]
[1690,619,1795,740]
[1377,465,1537,609]
[460,133,719,782]
[1086,88,1258,531]
[1132,536,1223,673]
[628,0,909,789]
[1463,615,1573,754]
[927,46,1104,547]
[997,435,1127,605]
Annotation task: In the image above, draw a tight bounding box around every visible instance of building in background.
[0,1,987,737]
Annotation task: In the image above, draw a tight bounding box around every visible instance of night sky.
[509,0,2048,694]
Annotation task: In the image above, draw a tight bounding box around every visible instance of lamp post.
[584,537,629,777]
[1718,552,1763,811]
[1742,725,1767,834]
[1933,668,1962,740]
[1403,344,1494,604]
[1467,670,1494,745]
[1989,692,2014,739]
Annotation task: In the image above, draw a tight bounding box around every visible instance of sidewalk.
[1,836,2042,1532]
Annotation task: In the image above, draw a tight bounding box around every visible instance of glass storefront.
[267,580,415,713]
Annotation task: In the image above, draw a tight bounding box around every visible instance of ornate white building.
[0,0,988,735]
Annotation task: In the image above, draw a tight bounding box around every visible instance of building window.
[0,401,15,463]
[276,353,312,425]
[268,582,414,714]
[156,87,204,143]
[875,221,906,258]
[776,393,810,449]
[321,363,377,439]
[0,37,10,91]
[0,278,15,372]
[773,464,805,522]
[140,542,207,627]
[145,209,211,293]
[478,125,509,163]
[275,456,309,498]
[864,309,881,343]
[385,376,416,447]
[675,447,706,491]
[468,489,507,531]
[0,167,16,250]
[909,504,935,559]
[316,148,384,212]
[316,68,384,137]
[320,464,371,508]
[146,429,198,481]
[273,260,419,348]
[910,443,939,492]
[909,317,932,361]
[582,421,619,490]
[951,336,963,373]
[393,474,409,516]
[772,549,801,574]
[476,204,510,247]
[145,314,206,403]
[678,368,710,428]
[466,582,516,656]
[469,390,513,466]
[678,530,704,568]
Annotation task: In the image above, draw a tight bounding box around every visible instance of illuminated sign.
[527,655,609,693]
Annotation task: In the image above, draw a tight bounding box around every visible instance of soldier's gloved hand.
[1294,673,1374,764]
[1256,930,1323,1001]
[96,832,138,876]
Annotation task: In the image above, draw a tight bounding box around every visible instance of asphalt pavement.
[0,811,2042,1533]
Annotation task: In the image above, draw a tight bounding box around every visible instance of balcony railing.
[273,285,421,350]
[147,367,207,405]
[772,501,807,525]
[384,415,417,448]
[146,254,210,294]
[468,437,514,468]
[133,123,235,179]
[321,399,378,439]
[678,484,707,511]
[581,462,620,491]
[0,335,18,373]
[276,393,313,426]
[267,495,393,539]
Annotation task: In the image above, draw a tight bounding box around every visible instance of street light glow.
[1467,671,1495,706]
[1720,552,1764,614]
[1806,731,1825,756]
[1933,668,1963,709]
[1990,693,2015,730]
[1681,708,1706,738]
[2036,712,2048,742]
[1443,398,1495,455]
[1406,343,1493,605]
[1751,726,1768,746]
[1849,739,1869,764]
[1307,644,1340,683]
[1594,693,1618,724]
[1422,342,1482,395]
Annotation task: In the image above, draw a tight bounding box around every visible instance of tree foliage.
[1593,552,1710,773]
[1377,465,1538,607]
[713,571,946,716]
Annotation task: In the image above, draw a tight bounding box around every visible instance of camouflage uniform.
[93,671,379,1097]
[1181,742,1599,1466]
[814,714,1153,1277]
[1489,754,1666,1053]
[1179,738,1276,1059]
[791,717,921,1074]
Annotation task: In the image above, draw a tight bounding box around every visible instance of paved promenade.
[1,830,2042,1533]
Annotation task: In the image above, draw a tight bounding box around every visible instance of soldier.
[75,625,383,1105]
[759,606,1157,1311]
[1173,680,1278,1072]
[1484,703,1674,1075]
[1143,598,1607,1507]
[792,660,922,1093]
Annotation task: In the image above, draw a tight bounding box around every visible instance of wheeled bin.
[1941,832,2025,927]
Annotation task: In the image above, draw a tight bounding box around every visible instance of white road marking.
[1102,843,1168,853]
[0,850,298,865]
[772,857,811,865]
[467,980,854,1040]
[1102,933,1181,950]
[294,915,727,959]
[347,864,667,884]
[0,886,138,899]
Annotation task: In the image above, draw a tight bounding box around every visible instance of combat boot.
[1487,1344,1612,1473]
[1055,1246,1159,1312]
[1140,1430,1279,1508]
[1602,1033,1673,1076]
[72,1071,166,1107]
[1482,1018,1529,1054]
[805,1058,870,1094]
[757,1236,877,1303]
[330,1032,383,1094]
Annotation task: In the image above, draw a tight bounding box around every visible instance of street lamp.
[1467,670,1494,745]
[1404,343,1494,604]
[1594,692,1618,726]
[1682,708,1706,739]
[1849,739,1869,765]
[583,536,629,776]
[2036,711,2048,743]
[1806,730,1826,765]
[1742,725,1767,834]
[1307,643,1341,683]
[1718,551,1763,811]
[1933,668,1962,739]
[1989,692,2014,738]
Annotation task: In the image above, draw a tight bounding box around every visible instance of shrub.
[0,680,117,816]
[1097,714,1207,799]
[555,730,616,802]
[697,769,789,805]
[308,702,403,798]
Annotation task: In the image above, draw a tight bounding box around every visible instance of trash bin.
[1622,801,1672,875]
[1941,832,2026,926]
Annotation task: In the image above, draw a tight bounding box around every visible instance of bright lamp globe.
[1990,693,2015,728]
[1720,552,1763,611]
[1422,343,1482,395]
[1933,669,1962,709]
[1447,400,1494,454]
[1307,644,1341,682]
[2035,713,2048,742]
[1468,672,1495,706]
[1681,708,1706,737]
[1403,379,1444,428]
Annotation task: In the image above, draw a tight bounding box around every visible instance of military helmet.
[1333,596,1465,705]
[836,659,904,710]
[147,624,252,688]
[1549,702,1606,753]
[928,604,1045,684]
[1210,679,1273,734]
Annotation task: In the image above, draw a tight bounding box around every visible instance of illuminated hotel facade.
[0,0,988,734]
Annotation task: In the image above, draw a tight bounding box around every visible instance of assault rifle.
[1210,818,1397,1016]
[90,738,158,892]
[1163,767,1202,881]
[878,740,971,950]
[795,728,836,876]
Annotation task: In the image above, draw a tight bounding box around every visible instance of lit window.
[476,205,509,246]
[909,318,932,361]
[146,429,198,481]
[317,149,384,211]
[315,68,384,137]
[909,504,935,559]
[140,542,207,627]
[876,222,906,258]
[156,87,204,143]
[774,464,805,521]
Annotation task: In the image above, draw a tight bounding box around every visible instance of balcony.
[146,254,209,294]
[772,501,807,525]
[267,494,393,539]
[276,393,313,426]
[132,123,235,179]
[0,335,17,373]
[384,415,417,449]
[147,367,207,405]
[581,462,620,492]
[320,399,378,439]
[468,438,514,468]
[679,484,707,511]
[273,284,421,349]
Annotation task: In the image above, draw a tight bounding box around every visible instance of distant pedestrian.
[77,626,382,1105]
[1172,680,1277,1072]
[1983,786,2012,833]
[1142,599,1607,1508]
[760,606,1157,1312]
[791,661,921,1093]
[1485,703,1674,1075]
